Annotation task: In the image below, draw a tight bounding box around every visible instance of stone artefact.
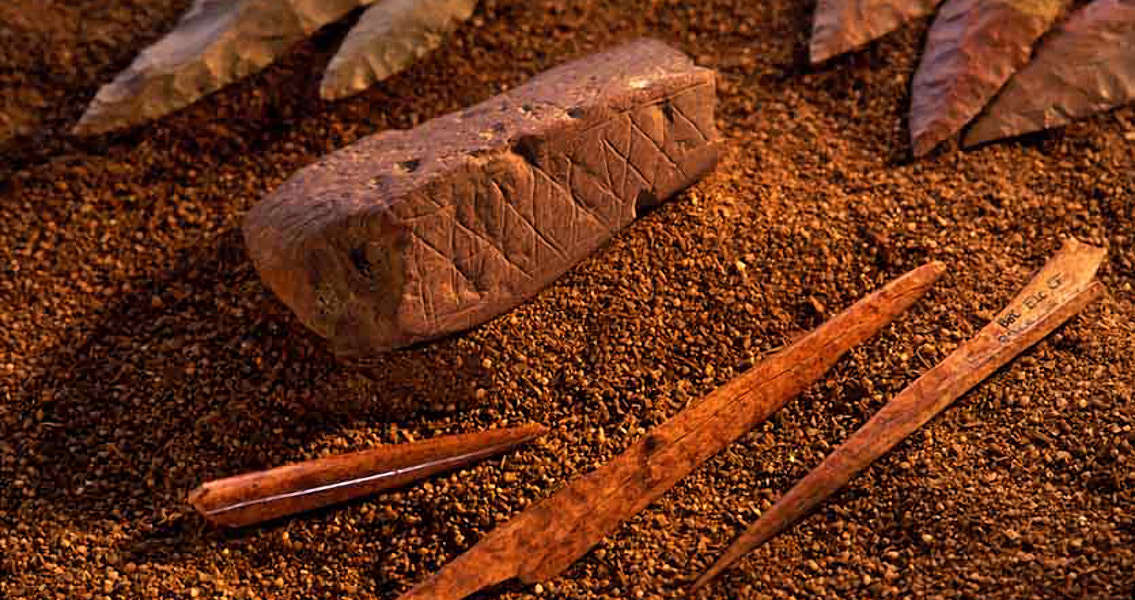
[965,0,1135,146]
[810,0,944,63]
[320,0,479,101]
[909,0,1067,156]
[73,0,376,135]
[74,0,478,134]
[244,39,720,355]
[812,0,1135,154]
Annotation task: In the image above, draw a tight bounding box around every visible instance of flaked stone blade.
[811,0,944,64]
[909,0,1068,156]
[243,39,721,356]
[320,0,478,101]
[964,0,1135,147]
[73,0,375,136]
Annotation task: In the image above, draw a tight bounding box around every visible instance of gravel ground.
[1,1,1133,599]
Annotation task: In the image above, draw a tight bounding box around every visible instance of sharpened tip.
[910,133,939,158]
[691,566,720,592]
[70,114,97,137]
[809,47,834,65]
[188,422,549,528]
[508,423,551,444]
[691,538,753,591]
[186,485,217,524]
[901,260,947,295]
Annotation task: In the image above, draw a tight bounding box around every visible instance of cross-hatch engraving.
[398,83,713,323]
[602,138,650,199]
[490,178,568,262]
[668,91,711,143]
[629,106,687,180]
[453,211,535,280]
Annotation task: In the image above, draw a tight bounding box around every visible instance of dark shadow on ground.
[5,226,491,565]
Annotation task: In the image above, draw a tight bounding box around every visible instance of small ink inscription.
[1021,290,1047,311]
[994,271,1069,345]
[997,312,1020,328]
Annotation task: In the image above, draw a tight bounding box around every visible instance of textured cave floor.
[0,1,1132,598]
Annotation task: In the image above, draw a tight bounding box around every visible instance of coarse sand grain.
[1,1,1132,599]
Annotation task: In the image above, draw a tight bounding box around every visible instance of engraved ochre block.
[243,39,720,355]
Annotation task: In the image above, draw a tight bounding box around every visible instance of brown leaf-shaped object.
[965,0,1135,146]
[694,239,1106,588]
[811,0,944,63]
[909,0,1067,156]
[73,0,375,135]
[189,423,547,528]
[394,262,944,600]
[320,0,478,101]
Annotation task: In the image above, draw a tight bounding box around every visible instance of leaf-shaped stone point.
[964,0,1135,147]
[320,0,479,101]
[811,0,944,64]
[73,0,376,136]
[909,0,1067,156]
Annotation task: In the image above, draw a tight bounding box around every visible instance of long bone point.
[395,261,945,600]
[694,239,1107,589]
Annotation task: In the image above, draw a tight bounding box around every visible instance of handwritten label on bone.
[996,273,1066,344]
